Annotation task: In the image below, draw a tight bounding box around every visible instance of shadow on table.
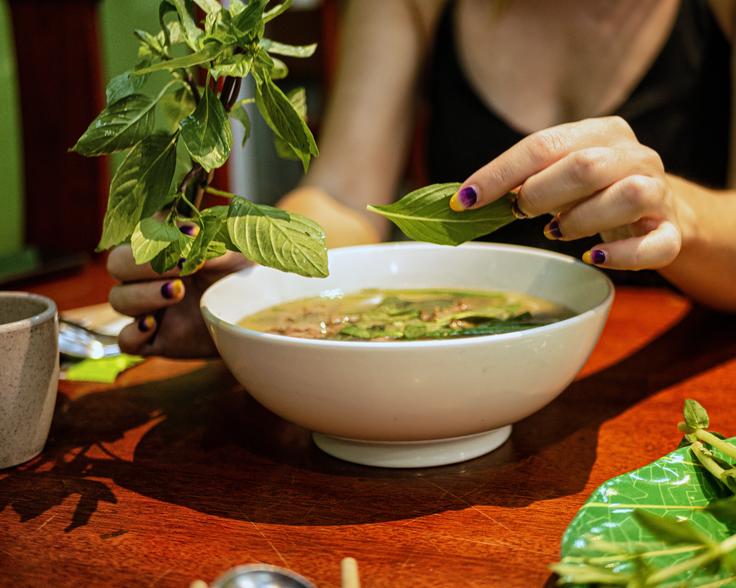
[1,306,735,532]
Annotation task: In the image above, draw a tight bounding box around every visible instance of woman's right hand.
[107,245,250,358]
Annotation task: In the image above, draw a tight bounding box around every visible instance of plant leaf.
[254,73,317,171]
[684,399,710,431]
[159,0,202,51]
[210,53,253,79]
[232,0,267,38]
[130,217,182,265]
[158,85,196,132]
[634,510,716,547]
[557,438,736,586]
[192,0,221,13]
[368,183,516,246]
[180,87,232,172]
[71,94,156,156]
[98,134,178,250]
[135,41,223,74]
[179,206,227,275]
[263,0,292,23]
[106,70,148,105]
[229,104,251,146]
[226,196,327,277]
[260,38,316,58]
[274,87,305,160]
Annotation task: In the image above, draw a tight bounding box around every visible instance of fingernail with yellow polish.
[161,279,184,299]
[582,249,606,265]
[138,315,156,332]
[449,185,478,211]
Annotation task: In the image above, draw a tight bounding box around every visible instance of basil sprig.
[368,183,517,246]
[72,0,325,277]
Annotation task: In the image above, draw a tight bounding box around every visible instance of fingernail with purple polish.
[138,315,155,332]
[591,249,607,265]
[161,279,183,299]
[179,224,197,237]
[544,219,562,240]
[457,185,478,209]
[177,257,186,270]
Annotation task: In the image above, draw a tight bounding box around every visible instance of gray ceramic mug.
[0,292,59,468]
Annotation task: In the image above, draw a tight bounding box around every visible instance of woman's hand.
[107,244,250,358]
[450,116,690,270]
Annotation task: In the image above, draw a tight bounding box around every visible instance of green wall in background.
[0,0,24,257]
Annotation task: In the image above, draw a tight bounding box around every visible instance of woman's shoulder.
[709,0,735,40]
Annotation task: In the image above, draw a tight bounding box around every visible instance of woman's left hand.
[450,116,685,270]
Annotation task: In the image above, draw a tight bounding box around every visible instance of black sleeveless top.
[426,0,731,285]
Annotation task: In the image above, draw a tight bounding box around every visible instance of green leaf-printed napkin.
[65,354,145,384]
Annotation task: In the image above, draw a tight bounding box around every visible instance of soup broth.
[239,288,574,341]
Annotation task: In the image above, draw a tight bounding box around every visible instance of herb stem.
[695,429,736,460]
[645,534,736,585]
[205,186,237,199]
[691,442,728,481]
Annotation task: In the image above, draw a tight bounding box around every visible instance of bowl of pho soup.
[200,242,613,468]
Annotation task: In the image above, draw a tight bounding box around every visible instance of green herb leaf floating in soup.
[239,288,573,341]
[366,183,517,246]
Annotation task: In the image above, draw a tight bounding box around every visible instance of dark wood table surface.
[2,259,736,587]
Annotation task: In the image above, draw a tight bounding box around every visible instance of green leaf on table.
[71,94,156,156]
[105,70,148,105]
[97,134,178,250]
[555,439,736,586]
[254,73,318,171]
[180,87,232,172]
[227,196,327,277]
[685,399,710,431]
[367,183,516,246]
[135,41,223,74]
[130,217,182,265]
[260,38,316,58]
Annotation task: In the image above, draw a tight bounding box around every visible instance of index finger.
[450,116,636,211]
[107,245,182,283]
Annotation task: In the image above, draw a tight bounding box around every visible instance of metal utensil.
[208,564,316,588]
[59,318,120,359]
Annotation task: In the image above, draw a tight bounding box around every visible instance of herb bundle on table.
[552,400,736,587]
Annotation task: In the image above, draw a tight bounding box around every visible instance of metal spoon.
[207,564,316,588]
[58,318,120,359]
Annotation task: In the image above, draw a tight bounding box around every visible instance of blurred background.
[0,0,344,284]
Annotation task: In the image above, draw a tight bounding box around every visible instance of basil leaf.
[105,71,148,105]
[227,197,327,277]
[150,234,190,274]
[255,74,318,171]
[71,94,156,156]
[180,206,226,275]
[135,28,167,58]
[98,134,178,250]
[159,0,202,51]
[684,399,710,431]
[135,42,223,74]
[367,183,516,246]
[180,87,232,172]
[210,53,252,79]
[229,104,251,146]
[634,510,716,546]
[274,87,305,160]
[158,85,196,132]
[263,0,292,23]
[232,0,267,38]
[130,217,182,265]
[260,39,316,58]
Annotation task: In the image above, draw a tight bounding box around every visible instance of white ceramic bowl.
[201,242,613,468]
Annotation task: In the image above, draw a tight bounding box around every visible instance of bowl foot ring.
[312,425,512,468]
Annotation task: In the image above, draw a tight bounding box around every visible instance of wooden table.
[2,260,736,587]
